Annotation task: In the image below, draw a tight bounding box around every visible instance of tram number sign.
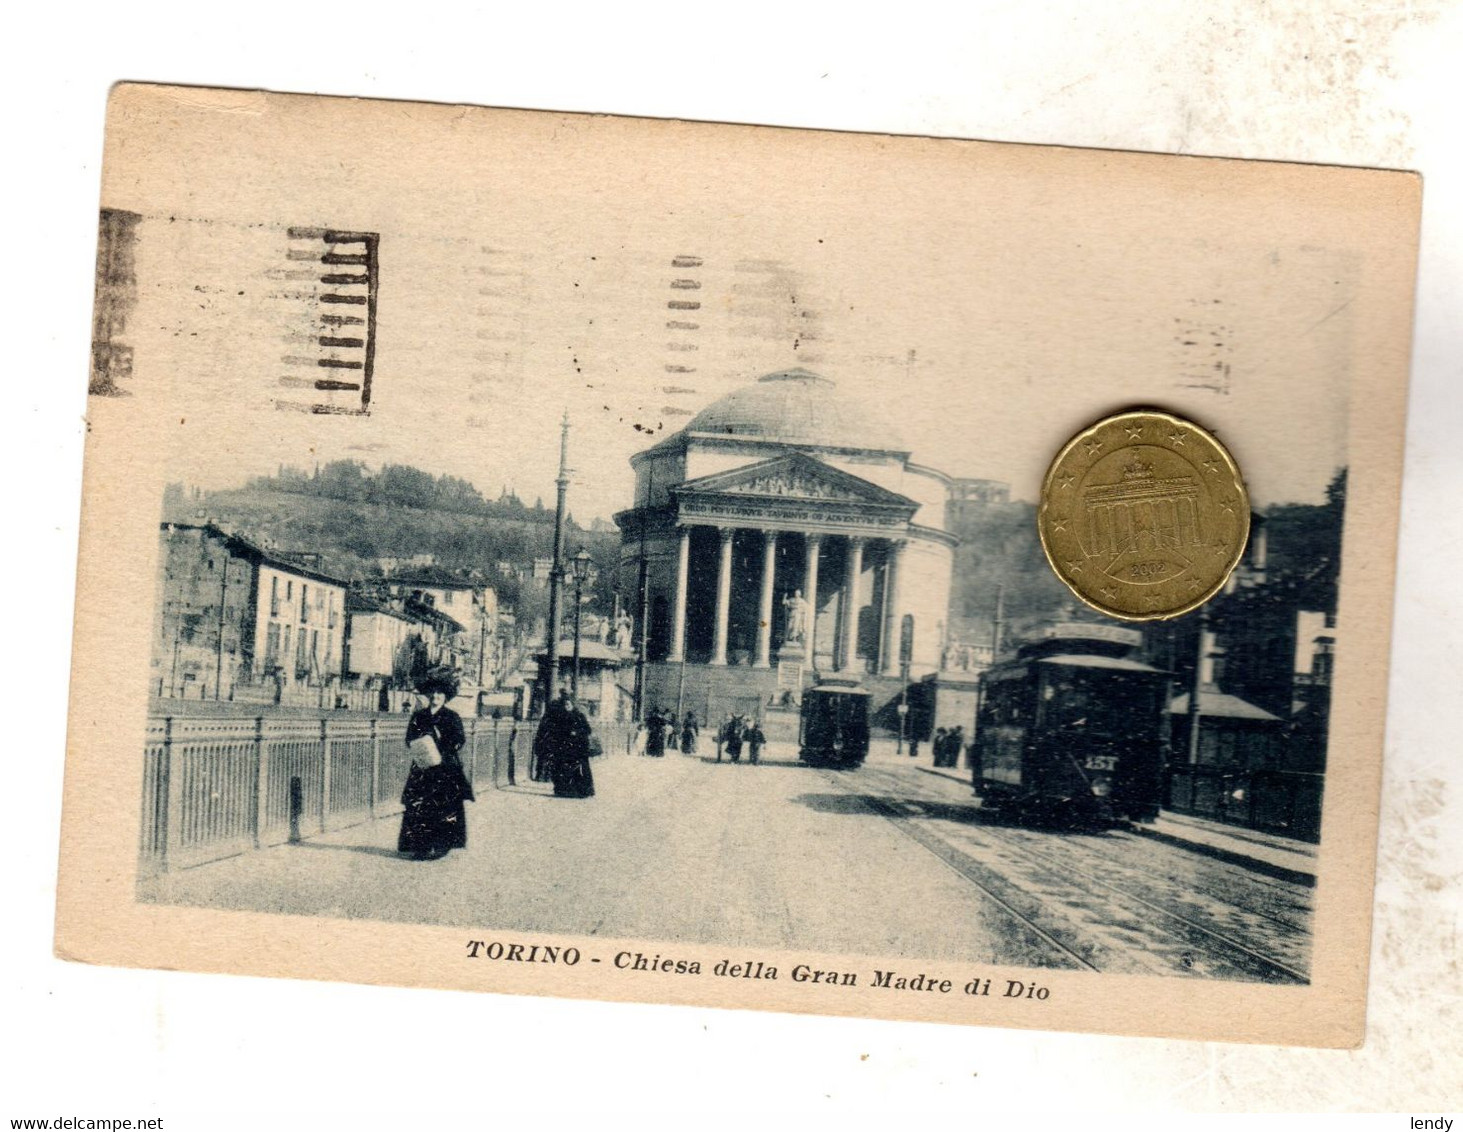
[1083,755,1118,772]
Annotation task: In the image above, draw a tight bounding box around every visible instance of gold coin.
[1038,410,1249,621]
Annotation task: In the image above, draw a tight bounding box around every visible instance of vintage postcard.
[56,83,1419,1046]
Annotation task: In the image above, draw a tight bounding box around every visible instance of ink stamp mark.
[276,228,380,415]
[90,208,143,397]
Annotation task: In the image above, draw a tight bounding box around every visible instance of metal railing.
[141,713,592,875]
[141,713,640,875]
[1165,765,1324,843]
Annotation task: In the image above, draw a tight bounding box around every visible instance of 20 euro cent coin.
[1037,410,1249,621]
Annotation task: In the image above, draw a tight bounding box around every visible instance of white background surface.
[6,1,1461,1119]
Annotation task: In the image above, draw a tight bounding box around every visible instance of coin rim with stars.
[1037,409,1250,622]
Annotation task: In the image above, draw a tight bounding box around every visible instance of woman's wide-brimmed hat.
[416,667,460,699]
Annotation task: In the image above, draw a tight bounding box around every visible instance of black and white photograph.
[135,368,1339,988]
[56,82,1418,1050]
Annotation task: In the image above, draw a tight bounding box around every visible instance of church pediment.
[674,453,917,512]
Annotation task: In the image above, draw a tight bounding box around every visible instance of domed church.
[615,368,956,720]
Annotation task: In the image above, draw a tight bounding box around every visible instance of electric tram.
[798,680,872,769]
[972,622,1166,827]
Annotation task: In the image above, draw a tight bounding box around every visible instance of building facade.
[153,524,348,701]
[255,561,348,686]
[343,593,441,687]
[616,368,957,715]
[384,568,500,687]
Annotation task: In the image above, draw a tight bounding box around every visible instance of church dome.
[684,368,905,452]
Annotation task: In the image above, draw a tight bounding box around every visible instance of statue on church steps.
[782,589,809,645]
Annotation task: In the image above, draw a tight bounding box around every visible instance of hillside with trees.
[162,461,620,609]
[947,499,1073,646]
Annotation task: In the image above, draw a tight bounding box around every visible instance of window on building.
[286,580,293,601]
[270,576,280,618]
[300,584,309,622]
[296,630,309,678]
[265,623,281,668]
[180,612,204,645]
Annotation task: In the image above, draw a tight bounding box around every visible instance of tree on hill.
[948,499,1072,643]
[242,461,603,531]
[1260,467,1345,617]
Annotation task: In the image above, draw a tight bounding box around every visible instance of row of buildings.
[151,523,514,710]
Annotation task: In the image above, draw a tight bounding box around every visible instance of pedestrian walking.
[529,694,563,782]
[534,690,595,798]
[398,673,475,861]
[681,711,699,755]
[745,720,765,764]
[666,713,679,751]
[724,716,744,763]
[646,708,667,757]
[933,727,949,767]
[550,695,596,799]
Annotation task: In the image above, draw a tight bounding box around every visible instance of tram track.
[988,826,1310,984]
[915,767,1314,924]
[885,764,1313,954]
[1008,823,1312,937]
[819,775,1100,974]
[829,763,1312,984]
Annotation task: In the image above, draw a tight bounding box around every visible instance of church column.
[754,530,777,669]
[839,536,865,671]
[880,539,905,676]
[803,534,822,666]
[668,526,691,663]
[710,527,734,667]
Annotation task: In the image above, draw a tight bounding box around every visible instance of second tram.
[798,681,872,769]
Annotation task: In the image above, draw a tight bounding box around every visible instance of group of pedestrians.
[630,708,699,757]
[396,679,604,863]
[397,677,804,863]
[931,725,967,769]
[625,707,767,764]
[716,715,766,764]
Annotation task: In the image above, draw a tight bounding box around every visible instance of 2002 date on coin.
[1037,410,1249,621]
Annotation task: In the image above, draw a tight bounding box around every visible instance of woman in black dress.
[723,716,744,763]
[645,709,667,758]
[398,675,475,860]
[538,691,595,798]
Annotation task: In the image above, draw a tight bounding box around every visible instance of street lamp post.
[571,549,592,702]
[543,411,570,714]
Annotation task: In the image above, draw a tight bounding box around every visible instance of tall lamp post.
[896,614,913,756]
[571,549,592,702]
[543,411,570,714]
